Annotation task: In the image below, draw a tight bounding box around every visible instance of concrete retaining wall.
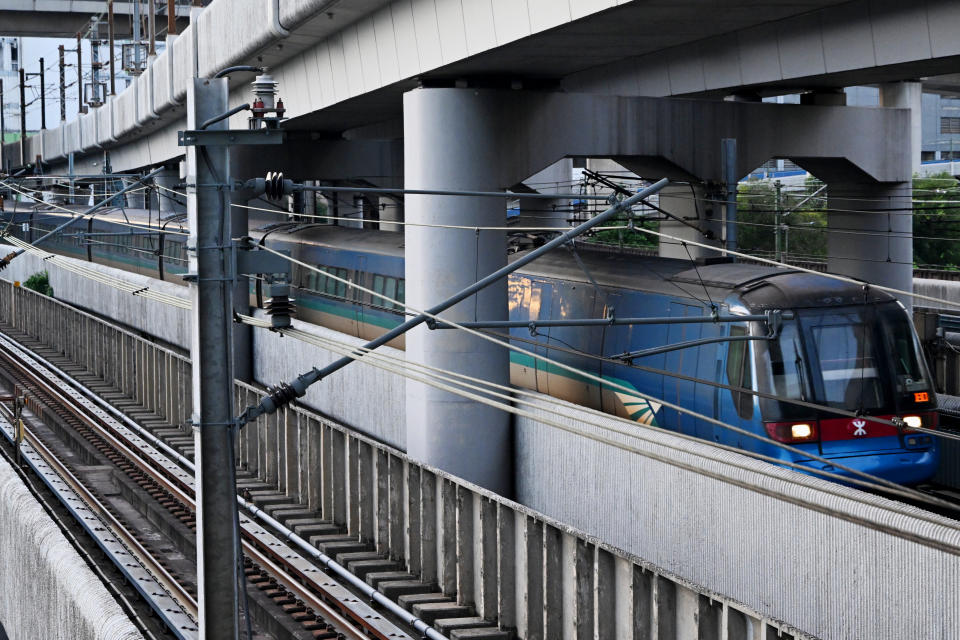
[0,455,143,640]
[0,244,191,350]
[515,394,960,640]
[252,311,406,449]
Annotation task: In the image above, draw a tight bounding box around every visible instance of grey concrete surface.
[403,88,513,495]
[513,392,960,640]
[0,243,191,349]
[827,182,914,308]
[0,453,144,640]
[252,310,406,449]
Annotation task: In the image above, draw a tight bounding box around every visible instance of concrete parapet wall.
[0,455,143,640]
[0,244,190,350]
[252,310,406,449]
[514,393,960,640]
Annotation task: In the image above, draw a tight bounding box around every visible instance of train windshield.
[755,320,812,421]
[803,309,886,411]
[755,302,932,421]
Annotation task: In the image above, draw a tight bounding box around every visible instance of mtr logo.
[849,419,868,437]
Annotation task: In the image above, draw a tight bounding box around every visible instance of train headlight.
[765,421,818,443]
[902,415,922,430]
[791,423,813,439]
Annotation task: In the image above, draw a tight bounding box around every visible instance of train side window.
[335,268,348,298]
[324,267,338,296]
[372,274,386,307]
[726,326,754,420]
[384,277,397,309]
[307,271,318,292]
[396,279,405,311]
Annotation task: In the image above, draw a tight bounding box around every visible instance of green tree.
[737,178,827,261]
[23,271,54,296]
[913,172,960,269]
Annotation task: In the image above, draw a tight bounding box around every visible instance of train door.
[543,280,602,410]
[507,275,551,395]
[715,323,757,448]
[352,254,366,338]
[533,279,553,396]
[693,321,722,441]
[665,302,702,436]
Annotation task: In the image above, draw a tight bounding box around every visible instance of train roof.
[262,225,405,258]
[25,208,900,310]
[513,245,897,310]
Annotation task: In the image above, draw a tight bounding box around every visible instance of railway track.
[0,330,422,640]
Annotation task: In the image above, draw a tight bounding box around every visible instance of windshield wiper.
[793,339,808,403]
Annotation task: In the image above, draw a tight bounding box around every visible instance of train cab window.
[806,312,885,411]
[726,326,754,420]
[755,320,811,421]
[878,305,931,396]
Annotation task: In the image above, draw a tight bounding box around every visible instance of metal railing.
[0,281,810,639]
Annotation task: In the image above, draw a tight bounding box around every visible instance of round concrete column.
[880,81,922,174]
[378,197,403,232]
[518,158,574,229]
[657,183,720,260]
[404,88,511,495]
[154,166,183,216]
[828,182,913,309]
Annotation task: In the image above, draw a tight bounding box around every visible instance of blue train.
[2,207,940,484]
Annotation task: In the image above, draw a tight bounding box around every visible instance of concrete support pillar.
[154,166,182,216]
[519,158,573,229]
[880,81,922,174]
[657,183,719,260]
[333,191,364,229]
[404,88,511,496]
[302,181,317,219]
[378,196,402,232]
[828,182,913,309]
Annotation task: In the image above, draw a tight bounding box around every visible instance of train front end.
[740,274,939,485]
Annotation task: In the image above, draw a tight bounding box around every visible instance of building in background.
[0,37,22,142]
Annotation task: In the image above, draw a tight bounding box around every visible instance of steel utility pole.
[108,0,116,95]
[149,0,157,56]
[0,79,5,171]
[774,179,782,262]
[133,0,142,74]
[38,58,46,130]
[76,33,83,112]
[18,68,26,167]
[58,46,66,121]
[185,76,240,640]
[168,0,177,35]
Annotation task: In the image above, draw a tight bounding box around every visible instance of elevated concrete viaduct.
[0,0,944,486]
[0,3,956,636]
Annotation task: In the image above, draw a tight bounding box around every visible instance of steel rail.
[16,417,199,620]
[0,331,424,640]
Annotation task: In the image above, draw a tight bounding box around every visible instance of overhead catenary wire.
[0,181,188,237]
[253,243,960,509]
[236,312,960,540]
[8,178,960,461]
[3,209,958,516]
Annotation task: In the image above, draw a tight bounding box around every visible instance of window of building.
[940,117,960,135]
